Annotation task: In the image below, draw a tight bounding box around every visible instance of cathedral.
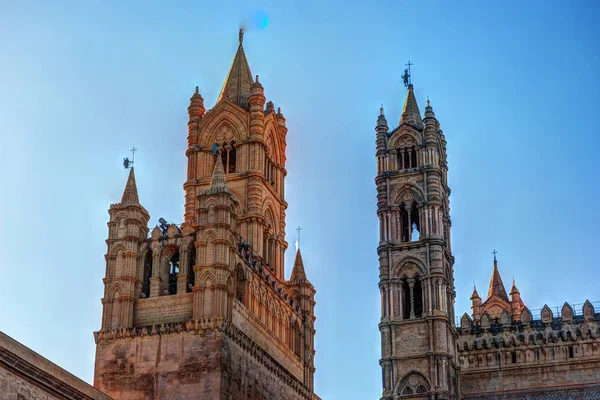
[92,31,318,399]
[375,81,600,399]
[1,32,600,400]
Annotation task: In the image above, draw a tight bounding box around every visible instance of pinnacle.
[204,154,229,194]
[120,168,140,206]
[487,259,509,302]
[218,40,254,109]
[290,248,308,283]
[400,84,423,127]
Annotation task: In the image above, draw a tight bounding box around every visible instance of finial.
[296,226,302,249]
[195,86,199,94]
[255,74,259,83]
[380,104,384,116]
[277,106,281,114]
[427,97,430,107]
[123,147,137,169]
[492,249,498,265]
[238,28,244,46]
[402,60,414,87]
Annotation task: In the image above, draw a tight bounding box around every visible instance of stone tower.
[94,32,318,400]
[376,84,458,399]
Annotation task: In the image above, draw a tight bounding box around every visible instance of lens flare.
[241,10,269,32]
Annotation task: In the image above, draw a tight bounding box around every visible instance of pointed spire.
[120,168,140,205]
[377,104,388,128]
[203,153,229,194]
[218,32,254,109]
[290,248,308,284]
[510,278,520,295]
[487,256,509,302]
[471,284,481,300]
[424,96,436,120]
[400,84,423,127]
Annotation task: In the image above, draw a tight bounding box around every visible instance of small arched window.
[402,276,423,319]
[168,252,180,295]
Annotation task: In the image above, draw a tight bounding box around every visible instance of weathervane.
[239,28,244,46]
[123,147,137,169]
[402,60,414,87]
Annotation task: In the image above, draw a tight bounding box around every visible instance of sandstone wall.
[232,301,303,381]
[0,367,61,400]
[0,331,112,400]
[133,294,194,327]
[94,329,223,400]
[221,325,316,400]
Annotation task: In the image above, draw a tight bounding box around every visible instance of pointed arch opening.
[168,252,180,295]
[187,244,196,293]
[141,250,152,298]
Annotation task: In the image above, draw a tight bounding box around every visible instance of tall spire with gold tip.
[400,84,423,128]
[218,29,254,109]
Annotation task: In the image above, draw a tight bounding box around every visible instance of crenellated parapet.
[457,300,600,372]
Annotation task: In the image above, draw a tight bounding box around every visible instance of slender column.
[408,278,415,319]
[398,284,403,320]
[407,210,412,241]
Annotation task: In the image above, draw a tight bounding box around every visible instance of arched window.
[400,201,420,243]
[141,250,152,298]
[168,252,180,295]
[228,141,236,173]
[221,143,228,171]
[402,276,423,319]
[187,245,196,293]
[414,276,423,317]
[402,387,413,395]
[397,146,419,170]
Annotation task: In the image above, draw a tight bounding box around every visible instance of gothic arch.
[264,120,282,165]
[107,282,125,299]
[392,257,426,278]
[200,106,246,147]
[395,370,430,396]
[198,271,217,287]
[388,128,422,149]
[392,184,425,207]
[109,242,127,256]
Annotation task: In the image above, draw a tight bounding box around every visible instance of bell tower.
[94,31,318,400]
[376,82,459,399]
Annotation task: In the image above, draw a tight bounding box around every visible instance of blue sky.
[1,1,599,399]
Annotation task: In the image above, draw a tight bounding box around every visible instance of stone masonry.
[375,83,600,399]
[93,30,319,400]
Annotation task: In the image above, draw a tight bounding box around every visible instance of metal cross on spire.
[492,249,498,262]
[402,60,414,87]
[123,147,137,169]
[296,226,302,248]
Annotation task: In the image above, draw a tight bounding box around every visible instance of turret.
[187,86,205,144]
[510,279,523,321]
[248,75,266,140]
[471,285,482,323]
[288,248,316,391]
[375,106,389,174]
[277,106,288,167]
[103,168,149,330]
